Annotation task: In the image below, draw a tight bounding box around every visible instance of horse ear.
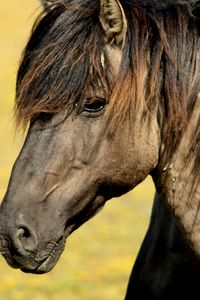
[99,0,127,47]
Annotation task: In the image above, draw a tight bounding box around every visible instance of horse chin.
[33,256,59,274]
[23,238,66,274]
[21,253,61,274]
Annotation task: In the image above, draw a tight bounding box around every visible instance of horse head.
[0,0,199,275]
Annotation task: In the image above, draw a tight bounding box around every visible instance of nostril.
[14,225,38,255]
[17,227,31,239]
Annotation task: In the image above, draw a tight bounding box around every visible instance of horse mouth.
[21,238,66,274]
[0,236,66,274]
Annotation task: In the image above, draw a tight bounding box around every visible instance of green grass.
[0,1,155,299]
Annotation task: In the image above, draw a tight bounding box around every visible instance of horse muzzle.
[0,221,66,274]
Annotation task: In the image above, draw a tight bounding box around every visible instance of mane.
[16,1,112,127]
[16,0,200,173]
[130,0,200,10]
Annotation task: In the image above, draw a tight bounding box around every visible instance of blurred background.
[0,1,155,299]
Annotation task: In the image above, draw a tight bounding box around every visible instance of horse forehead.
[101,46,122,75]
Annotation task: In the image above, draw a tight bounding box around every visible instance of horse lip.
[34,253,60,274]
[22,237,66,274]
[33,223,81,274]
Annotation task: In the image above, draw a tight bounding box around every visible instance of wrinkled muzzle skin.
[0,106,159,274]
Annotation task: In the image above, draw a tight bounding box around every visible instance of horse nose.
[13,225,38,255]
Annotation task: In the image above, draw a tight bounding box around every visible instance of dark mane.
[16,1,112,126]
[130,0,200,10]
[16,0,200,172]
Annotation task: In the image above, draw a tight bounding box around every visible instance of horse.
[125,193,200,299]
[0,0,200,298]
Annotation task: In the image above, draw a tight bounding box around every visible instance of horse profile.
[0,0,200,298]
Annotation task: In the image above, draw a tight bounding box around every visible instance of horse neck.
[153,92,200,255]
[135,193,195,265]
[125,193,200,299]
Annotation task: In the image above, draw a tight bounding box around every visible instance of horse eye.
[83,97,106,113]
